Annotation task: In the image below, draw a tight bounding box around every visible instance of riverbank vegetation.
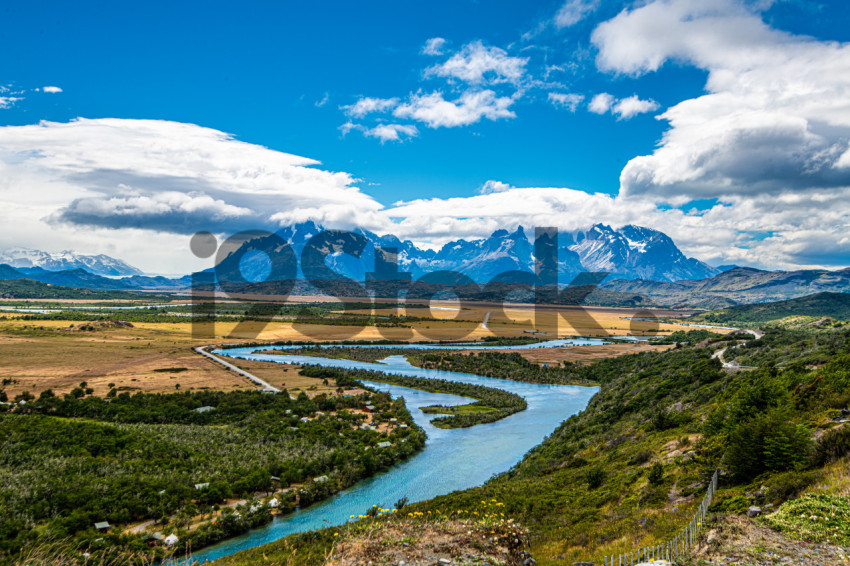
[409,326,850,562]
[649,328,741,346]
[411,349,624,385]
[0,388,425,563]
[297,365,527,428]
[251,336,550,363]
[256,345,430,363]
[226,324,850,564]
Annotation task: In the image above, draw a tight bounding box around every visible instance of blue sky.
[1,0,849,272]
[0,0,696,199]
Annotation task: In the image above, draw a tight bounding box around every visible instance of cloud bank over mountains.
[592,0,850,270]
[0,0,848,274]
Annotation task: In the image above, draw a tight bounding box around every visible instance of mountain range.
[602,267,850,308]
[0,248,143,277]
[0,224,721,285]
[0,264,190,291]
[236,221,720,285]
[2,225,848,308]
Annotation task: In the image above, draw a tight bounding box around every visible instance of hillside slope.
[0,279,158,300]
[214,327,850,565]
[603,267,850,307]
[688,292,850,326]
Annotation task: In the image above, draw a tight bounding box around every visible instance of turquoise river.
[186,339,602,563]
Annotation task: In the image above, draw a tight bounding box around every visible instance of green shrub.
[585,468,605,490]
[813,426,850,465]
[762,469,821,502]
[711,494,751,514]
[725,409,812,481]
[648,462,664,486]
[651,409,693,431]
[629,450,653,466]
[764,494,850,545]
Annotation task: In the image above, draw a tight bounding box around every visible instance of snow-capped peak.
[0,248,143,277]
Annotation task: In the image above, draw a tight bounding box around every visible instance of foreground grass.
[214,500,530,566]
[763,494,850,546]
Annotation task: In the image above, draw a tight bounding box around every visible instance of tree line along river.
[184,339,602,563]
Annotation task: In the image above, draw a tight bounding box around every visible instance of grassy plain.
[0,321,253,397]
[0,301,698,399]
[463,342,674,364]
[358,302,701,336]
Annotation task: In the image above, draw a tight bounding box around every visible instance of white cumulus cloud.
[393,90,516,128]
[363,123,419,143]
[42,86,63,94]
[588,93,658,119]
[591,0,850,201]
[548,92,585,112]
[422,37,447,56]
[426,41,528,85]
[0,119,389,272]
[342,97,399,118]
[555,0,600,28]
[612,95,660,119]
[588,93,614,114]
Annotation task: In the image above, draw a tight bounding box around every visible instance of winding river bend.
[187,340,601,563]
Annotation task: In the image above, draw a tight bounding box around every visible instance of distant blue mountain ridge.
[2,224,847,307]
[0,223,731,290]
[230,221,721,285]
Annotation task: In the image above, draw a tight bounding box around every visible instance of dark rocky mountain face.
[3,226,845,306]
[227,222,719,285]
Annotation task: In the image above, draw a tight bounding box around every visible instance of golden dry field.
[0,301,710,398]
[461,342,675,364]
[357,301,702,337]
[0,320,254,398]
[227,358,366,398]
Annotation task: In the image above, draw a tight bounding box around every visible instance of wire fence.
[602,469,719,565]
